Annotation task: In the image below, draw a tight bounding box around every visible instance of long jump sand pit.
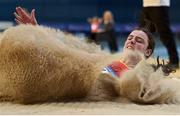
[0,101,180,115]
[0,26,180,115]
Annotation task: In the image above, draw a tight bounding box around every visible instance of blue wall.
[0,0,179,24]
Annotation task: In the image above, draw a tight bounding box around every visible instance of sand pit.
[0,101,180,115]
[0,26,180,115]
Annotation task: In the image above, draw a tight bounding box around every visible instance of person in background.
[87,16,101,44]
[139,0,179,69]
[96,10,118,53]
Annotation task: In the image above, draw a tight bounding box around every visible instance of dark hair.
[134,27,155,58]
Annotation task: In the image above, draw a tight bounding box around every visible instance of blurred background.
[0,0,180,59]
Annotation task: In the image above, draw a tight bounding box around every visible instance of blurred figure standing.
[139,0,179,68]
[87,16,101,44]
[96,10,118,53]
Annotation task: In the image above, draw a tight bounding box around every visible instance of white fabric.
[102,66,117,77]
[143,0,170,7]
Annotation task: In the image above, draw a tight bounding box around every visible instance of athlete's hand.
[14,6,38,25]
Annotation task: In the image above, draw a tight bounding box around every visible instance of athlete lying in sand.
[0,7,175,105]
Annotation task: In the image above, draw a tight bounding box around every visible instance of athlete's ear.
[145,49,152,57]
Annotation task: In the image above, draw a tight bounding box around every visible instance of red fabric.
[108,61,129,77]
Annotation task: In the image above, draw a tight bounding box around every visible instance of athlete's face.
[123,30,151,57]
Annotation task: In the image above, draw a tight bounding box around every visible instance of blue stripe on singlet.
[102,66,118,77]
